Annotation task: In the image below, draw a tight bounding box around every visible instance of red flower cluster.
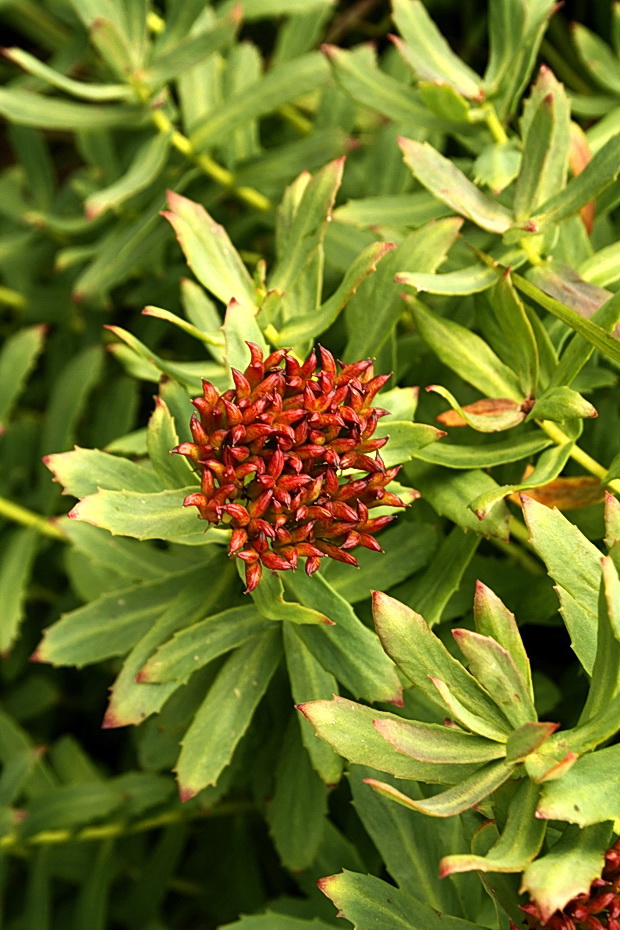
[516,839,620,930]
[173,343,407,592]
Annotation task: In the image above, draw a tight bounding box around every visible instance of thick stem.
[0,496,65,541]
[538,420,620,494]
[147,98,271,212]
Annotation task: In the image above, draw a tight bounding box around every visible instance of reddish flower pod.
[173,343,410,592]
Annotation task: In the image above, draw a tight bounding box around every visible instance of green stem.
[0,496,65,541]
[484,104,508,145]
[538,420,620,494]
[0,800,255,850]
[519,237,544,267]
[490,535,543,575]
[140,91,271,213]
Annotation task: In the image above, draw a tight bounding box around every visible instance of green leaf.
[318,870,482,930]
[348,766,466,914]
[428,676,510,741]
[18,782,123,840]
[223,298,269,377]
[105,557,240,728]
[39,346,104,465]
[0,88,144,131]
[175,628,282,798]
[45,448,162,499]
[147,398,195,489]
[163,192,257,312]
[191,51,329,150]
[538,742,620,826]
[298,696,479,785]
[528,386,597,421]
[269,158,344,296]
[284,624,344,785]
[398,262,503,296]
[408,298,522,399]
[374,718,503,764]
[0,529,39,655]
[403,526,479,628]
[505,721,559,763]
[372,420,444,467]
[0,325,45,430]
[221,916,335,930]
[474,582,533,698]
[274,241,394,345]
[488,272,539,396]
[521,823,614,922]
[34,565,206,667]
[141,11,240,87]
[334,192,453,228]
[343,217,463,362]
[415,431,552,469]
[469,440,575,520]
[69,486,229,544]
[1,47,133,100]
[549,289,620,389]
[508,133,620,239]
[250,571,330,626]
[372,593,511,737]
[366,758,513,817]
[405,461,511,539]
[139,605,272,685]
[522,496,602,673]
[391,0,483,100]
[440,778,545,875]
[84,131,171,219]
[286,572,402,704]
[399,139,514,235]
[513,274,620,367]
[451,629,537,727]
[417,81,471,121]
[472,142,521,193]
[323,520,438,605]
[267,717,328,870]
[572,23,620,95]
[57,518,185,581]
[323,44,443,128]
[514,68,570,220]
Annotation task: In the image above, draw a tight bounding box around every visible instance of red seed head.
[176,343,409,590]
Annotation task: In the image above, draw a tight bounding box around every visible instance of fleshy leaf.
[373,718,504,764]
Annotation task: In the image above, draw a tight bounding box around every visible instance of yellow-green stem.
[147,100,271,212]
[538,420,620,494]
[0,496,65,541]
[0,800,254,850]
[485,105,508,145]
[519,236,544,266]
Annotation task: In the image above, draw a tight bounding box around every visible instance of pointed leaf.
[430,387,525,432]
[451,629,537,727]
[537,742,620,826]
[522,495,602,673]
[399,138,514,234]
[365,758,513,817]
[505,722,559,762]
[176,629,282,797]
[69,487,229,544]
[163,192,257,311]
[318,870,482,930]
[298,696,478,786]
[408,299,522,399]
[373,718,504,764]
[0,325,45,430]
[139,604,271,685]
[440,778,545,875]
[147,397,195,489]
[392,0,483,99]
[372,593,511,736]
[474,583,532,695]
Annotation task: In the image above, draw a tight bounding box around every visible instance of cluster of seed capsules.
[516,839,620,930]
[174,343,407,592]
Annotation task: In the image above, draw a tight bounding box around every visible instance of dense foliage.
[1,0,620,928]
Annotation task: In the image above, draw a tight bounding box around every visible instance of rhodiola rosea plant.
[1,0,620,927]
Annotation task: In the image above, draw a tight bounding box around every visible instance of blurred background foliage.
[0,0,619,927]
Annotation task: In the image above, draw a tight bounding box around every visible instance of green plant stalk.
[0,800,255,850]
[538,419,620,493]
[0,496,65,541]
[484,104,509,145]
[144,96,271,212]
